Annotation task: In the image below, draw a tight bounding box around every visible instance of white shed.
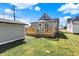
[0,18,26,45]
[67,16,79,33]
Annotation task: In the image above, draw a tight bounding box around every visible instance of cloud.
[58,3,79,15]
[18,18,31,26]
[59,16,71,26]
[10,3,41,12]
[0,14,4,18]
[11,3,38,9]
[0,14,31,26]
[4,8,14,14]
[0,14,14,20]
[34,6,40,11]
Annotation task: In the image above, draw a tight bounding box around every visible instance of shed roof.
[67,16,79,23]
[31,13,59,24]
[67,18,72,23]
[39,13,52,21]
[73,16,79,21]
[0,18,26,25]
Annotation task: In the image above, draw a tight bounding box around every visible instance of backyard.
[0,30,79,56]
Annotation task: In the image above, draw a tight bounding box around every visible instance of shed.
[26,13,59,37]
[67,16,79,33]
[0,18,26,45]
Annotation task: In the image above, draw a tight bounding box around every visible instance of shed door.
[37,23,45,33]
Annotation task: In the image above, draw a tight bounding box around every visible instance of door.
[37,23,45,33]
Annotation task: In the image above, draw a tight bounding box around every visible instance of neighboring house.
[59,25,64,30]
[67,16,79,33]
[0,18,26,45]
[26,13,59,37]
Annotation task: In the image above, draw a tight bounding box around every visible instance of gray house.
[31,13,59,31]
[0,18,26,45]
[67,16,79,33]
[26,13,59,37]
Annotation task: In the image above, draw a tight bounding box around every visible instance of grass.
[0,30,79,56]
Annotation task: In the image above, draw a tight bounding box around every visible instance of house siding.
[0,23,25,45]
[31,21,57,31]
[73,21,79,33]
[67,22,73,33]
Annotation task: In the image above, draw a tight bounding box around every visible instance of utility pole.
[13,4,15,21]
[3,10,4,18]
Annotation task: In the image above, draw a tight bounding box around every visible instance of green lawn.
[0,31,79,56]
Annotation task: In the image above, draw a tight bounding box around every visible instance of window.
[38,23,43,30]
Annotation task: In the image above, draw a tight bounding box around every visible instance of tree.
[64,26,67,29]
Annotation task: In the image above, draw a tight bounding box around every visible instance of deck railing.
[25,27,36,35]
[25,27,56,37]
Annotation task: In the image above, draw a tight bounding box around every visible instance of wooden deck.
[25,27,56,37]
[25,27,36,36]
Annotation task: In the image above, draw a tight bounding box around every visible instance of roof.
[0,18,26,25]
[67,18,72,23]
[39,13,52,21]
[31,18,59,24]
[73,16,79,21]
[31,13,59,24]
[67,16,79,23]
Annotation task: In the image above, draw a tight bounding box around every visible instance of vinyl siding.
[0,23,25,45]
[73,21,79,33]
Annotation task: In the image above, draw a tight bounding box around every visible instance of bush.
[64,26,66,29]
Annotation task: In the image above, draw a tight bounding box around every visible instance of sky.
[0,3,79,26]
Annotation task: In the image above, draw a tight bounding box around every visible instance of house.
[0,18,26,45]
[59,25,64,30]
[67,16,79,33]
[26,13,59,37]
